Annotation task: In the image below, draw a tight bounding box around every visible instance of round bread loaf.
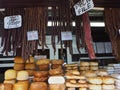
[14,57,25,63]
[34,71,49,77]
[51,59,64,65]
[30,82,48,90]
[5,69,17,80]
[17,71,29,80]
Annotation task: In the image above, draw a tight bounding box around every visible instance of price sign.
[74,0,94,16]
[27,31,38,41]
[4,15,22,29]
[61,31,72,41]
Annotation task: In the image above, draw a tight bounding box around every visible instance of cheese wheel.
[26,56,34,63]
[5,69,17,80]
[48,76,65,84]
[14,63,25,70]
[0,83,13,90]
[49,84,65,90]
[25,63,36,70]
[4,80,16,84]
[30,82,47,90]
[17,71,29,80]
[14,82,28,90]
[14,57,25,63]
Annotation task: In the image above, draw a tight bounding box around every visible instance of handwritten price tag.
[74,0,94,16]
[61,31,72,41]
[4,15,22,29]
[27,31,38,41]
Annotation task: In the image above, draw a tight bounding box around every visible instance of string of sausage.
[82,12,96,59]
[104,8,120,59]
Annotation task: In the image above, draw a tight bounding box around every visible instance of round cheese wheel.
[48,76,65,84]
[5,69,17,80]
[17,71,29,80]
[14,82,28,90]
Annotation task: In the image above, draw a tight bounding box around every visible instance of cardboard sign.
[4,15,22,29]
[61,31,72,41]
[74,0,94,16]
[27,31,38,41]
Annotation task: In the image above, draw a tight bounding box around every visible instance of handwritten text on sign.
[61,31,72,41]
[74,0,94,16]
[4,15,22,29]
[27,31,38,41]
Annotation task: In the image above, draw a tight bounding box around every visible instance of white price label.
[4,15,22,29]
[61,31,72,41]
[74,0,94,16]
[27,31,38,41]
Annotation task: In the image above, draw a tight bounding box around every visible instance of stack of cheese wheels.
[79,61,89,71]
[48,76,66,90]
[50,59,64,69]
[14,57,25,71]
[33,71,49,82]
[49,59,64,76]
[36,59,50,71]
[14,70,29,90]
[102,76,115,90]
[89,62,99,71]
[4,69,17,84]
[65,70,88,90]
[25,55,36,76]
[0,83,13,90]
[64,63,78,71]
[88,77,102,90]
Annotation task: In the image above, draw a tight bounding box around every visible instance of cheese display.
[2,59,119,90]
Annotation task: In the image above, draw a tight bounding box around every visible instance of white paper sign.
[74,0,94,16]
[27,31,38,41]
[119,29,120,34]
[61,31,72,41]
[4,15,22,29]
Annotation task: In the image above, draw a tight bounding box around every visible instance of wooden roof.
[0,0,120,8]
